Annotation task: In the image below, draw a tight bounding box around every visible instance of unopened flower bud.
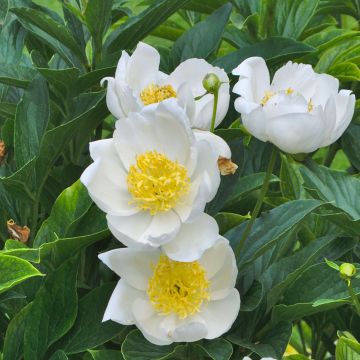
[339,263,356,279]
[202,73,221,94]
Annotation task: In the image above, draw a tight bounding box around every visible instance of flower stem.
[348,281,360,316]
[210,90,219,133]
[235,146,277,259]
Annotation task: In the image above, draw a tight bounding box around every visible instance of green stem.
[348,281,360,316]
[324,142,339,167]
[210,90,219,133]
[235,146,277,259]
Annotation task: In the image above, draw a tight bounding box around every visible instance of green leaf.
[0,254,43,294]
[88,350,124,360]
[271,263,360,323]
[121,329,186,360]
[0,63,36,88]
[24,256,79,360]
[225,199,324,271]
[224,172,279,209]
[169,3,232,70]
[49,350,68,360]
[3,303,31,360]
[14,75,49,168]
[342,124,360,171]
[300,160,360,234]
[228,321,292,359]
[34,180,93,247]
[336,336,360,360]
[0,102,16,118]
[58,283,125,354]
[214,212,250,234]
[84,0,112,52]
[328,62,360,81]
[195,339,233,360]
[105,0,188,54]
[10,7,86,64]
[215,37,315,73]
[260,0,320,39]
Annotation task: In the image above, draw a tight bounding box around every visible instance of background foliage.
[0,0,360,359]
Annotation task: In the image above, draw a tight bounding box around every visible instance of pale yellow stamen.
[140,84,177,105]
[147,255,210,319]
[286,87,294,95]
[308,98,313,112]
[260,90,275,106]
[127,151,190,215]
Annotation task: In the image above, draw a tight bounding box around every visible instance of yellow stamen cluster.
[140,84,177,105]
[127,151,190,215]
[286,87,294,94]
[147,255,210,319]
[260,90,275,106]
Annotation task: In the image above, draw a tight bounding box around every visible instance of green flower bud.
[202,73,221,94]
[339,263,356,279]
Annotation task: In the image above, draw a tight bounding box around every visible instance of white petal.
[142,211,181,247]
[176,82,196,123]
[234,97,260,115]
[267,110,326,154]
[240,105,268,142]
[101,77,125,119]
[170,315,208,343]
[106,212,153,248]
[162,213,219,262]
[113,100,193,170]
[271,61,316,100]
[103,280,144,325]
[325,90,355,145]
[132,299,173,345]
[201,289,240,339]
[264,92,308,119]
[114,79,140,116]
[232,57,270,103]
[319,95,337,147]
[311,73,339,107]
[114,50,130,80]
[98,248,160,290]
[199,237,230,279]
[80,140,138,216]
[193,130,231,158]
[126,42,160,93]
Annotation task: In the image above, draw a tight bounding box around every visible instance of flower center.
[140,84,177,105]
[308,98,314,112]
[127,151,190,215]
[147,255,210,319]
[260,90,275,106]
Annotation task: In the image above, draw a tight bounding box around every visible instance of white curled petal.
[114,50,130,80]
[142,211,181,247]
[240,105,268,142]
[193,130,231,158]
[327,91,355,145]
[101,77,125,119]
[271,61,316,99]
[132,299,173,345]
[106,212,153,248]
[126,42,160,93]
[103,280,144,325]
[232,57,270,103]
[234,97,260,115]
[98,248,160,290]
[162,213,219,262]
[114,79,140,116]
[201,289,241,339]
[311,73,339,107]
[267,110,326,154]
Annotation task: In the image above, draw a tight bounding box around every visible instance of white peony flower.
[98,238,240,345]
[101,41,230,131]
[80,99,220,251]
[232,57,355,154]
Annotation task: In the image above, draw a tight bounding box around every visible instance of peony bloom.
[101,42,230,131]
[99,238,240,345]
[232,57,355,154]
[80,100,220,249]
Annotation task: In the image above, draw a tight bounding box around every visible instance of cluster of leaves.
[0,0,360,359]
